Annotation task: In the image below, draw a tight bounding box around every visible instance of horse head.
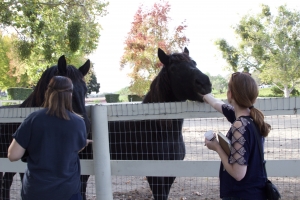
[57,55,91,133]
[21,55,91,133]
[143,47,212,103]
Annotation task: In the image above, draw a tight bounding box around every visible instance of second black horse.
[109,47,212,200]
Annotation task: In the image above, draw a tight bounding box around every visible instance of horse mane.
[20,65,83,107]
[143,52,192,103]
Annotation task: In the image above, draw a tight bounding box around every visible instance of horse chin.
[195,93,206,102]
[195,87,212,102]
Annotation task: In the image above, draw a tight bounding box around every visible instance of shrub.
[270,86,300,97]
[291,88,300,96]
[105,93,120,103]
[7,87,33,100]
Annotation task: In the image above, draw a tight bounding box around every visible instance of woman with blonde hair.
[202,72,271,200]
[8,76,91,200]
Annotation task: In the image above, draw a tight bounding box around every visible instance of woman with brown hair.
[8,76,91,200]
[202,72,271,200]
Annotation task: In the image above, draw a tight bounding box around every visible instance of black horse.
[0,55,91,200]
[109,47,212,200]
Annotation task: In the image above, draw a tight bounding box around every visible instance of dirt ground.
[7,115,300,199]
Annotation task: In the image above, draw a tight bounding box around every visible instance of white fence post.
[91,105,113,200]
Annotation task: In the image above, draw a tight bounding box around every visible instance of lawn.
[212,88,279,99]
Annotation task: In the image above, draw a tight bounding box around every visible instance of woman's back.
[13,108,86,200]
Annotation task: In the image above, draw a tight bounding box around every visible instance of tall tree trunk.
[284,86,290,97]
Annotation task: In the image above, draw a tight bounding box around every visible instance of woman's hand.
[204,133,221,152]
[86,139,93,146]
[79,139,93,152]
[202,93,214,103]
[201,93,225,113]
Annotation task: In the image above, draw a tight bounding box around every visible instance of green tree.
[87,68,100,95]
[0,0,108,85]
[120,0,189,96]
[0,33,29,90]
[215,4,300,97]
[209,74,227,94]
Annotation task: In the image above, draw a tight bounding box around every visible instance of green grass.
[258,88,279,97]
[211,88,283,100]
[119,95,128,102]
[213,93,227,99]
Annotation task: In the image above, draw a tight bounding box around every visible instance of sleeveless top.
[220,104,267,200]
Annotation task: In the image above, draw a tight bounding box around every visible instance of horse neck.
[20,91,44,107]
[20,72,51,108]
[142,68,179,103]
[142,91,176,103]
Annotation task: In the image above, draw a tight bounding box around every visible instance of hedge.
[105,93,120,103]
[7,87,33,100]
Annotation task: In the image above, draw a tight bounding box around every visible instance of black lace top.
[219,104,267,199]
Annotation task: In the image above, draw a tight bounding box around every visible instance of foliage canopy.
[215,4,300,97]
[0,0,108,86]
[120,0,189,96]
[0,32,29,90]
[87,67,100,95]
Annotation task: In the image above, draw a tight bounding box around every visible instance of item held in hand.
[217,132,231,156]
[204,130,215,141]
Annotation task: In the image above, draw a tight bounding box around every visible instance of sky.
[90,0,300,94]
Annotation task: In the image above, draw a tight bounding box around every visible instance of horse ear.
[57,55,67,76]
[183,47,189,56]
[158,48,169,66]
[79,59,90,76]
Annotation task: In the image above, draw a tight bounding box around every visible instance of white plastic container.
[204,130,215,141]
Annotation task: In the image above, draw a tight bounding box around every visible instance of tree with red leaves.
[120,0,189,96]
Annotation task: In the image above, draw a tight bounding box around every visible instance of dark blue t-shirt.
[220,104,267,200]
[13,108,86,200]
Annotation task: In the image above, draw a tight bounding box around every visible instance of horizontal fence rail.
[1,159,300,177]
[1,97,300,121]
[1,97,300,199]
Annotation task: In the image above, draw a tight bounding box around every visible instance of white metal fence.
[1,97,300,199]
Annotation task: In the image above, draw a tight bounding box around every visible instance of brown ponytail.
[250,107,271,137]
[229,72,271,137]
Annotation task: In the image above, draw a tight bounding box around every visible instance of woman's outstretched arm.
[203,93,225,113]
